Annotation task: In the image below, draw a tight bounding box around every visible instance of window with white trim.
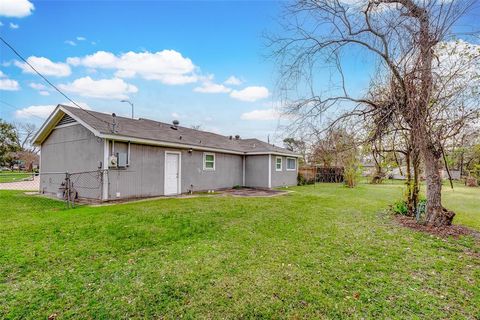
[203,153,215,170]
[286,157,296,171]
[275,157,282,171]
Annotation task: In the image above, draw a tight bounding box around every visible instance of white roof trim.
[33,105,102,145]
[245,151,301,157]
[99,133,246,155]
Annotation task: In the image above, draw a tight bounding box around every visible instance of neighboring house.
[440,169,461,180]
[389,166,411,180]
[33,105,299,200]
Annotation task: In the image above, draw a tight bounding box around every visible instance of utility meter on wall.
[109,155,118,167]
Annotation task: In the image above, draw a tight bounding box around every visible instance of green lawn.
[0,183,479,319]
[0,171,35,183]
[443,183,480,230]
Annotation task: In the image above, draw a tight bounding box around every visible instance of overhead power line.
[0,36,112,127]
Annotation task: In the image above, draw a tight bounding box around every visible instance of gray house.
[33,105,299,201]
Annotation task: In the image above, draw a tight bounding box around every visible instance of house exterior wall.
[271,156,298,187]
[39,124,103,198]
[107,142,243,199]
[244,155,269,188]
[108,142,164,199]
[39,123,298,200]
[181,150,243,192]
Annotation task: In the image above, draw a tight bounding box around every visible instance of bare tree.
[190,124,202,130]
[15,122,39,154]
[271,0,478,226]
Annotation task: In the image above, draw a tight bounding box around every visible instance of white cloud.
[0,0,34,18]
[171,112,180,118]
[15,105,55,118]
[65,40,76,46]
[67,50,197,85]
[240,108,281,121]
[67,51,116,67]
[0,78,19,90]
[15,102,91,119]
[9,22,18,29]
[194,81,231,93]
[58,76,138,99]
[0,21,3,26]
[0,70,19,90]
[15,56,71,77]
[224,76,243,86]
[76,36,86,41]
[29,82,50,95]
[29,82,46,90]
[230,86,269,102]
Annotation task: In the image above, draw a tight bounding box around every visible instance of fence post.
[65,172,72,208]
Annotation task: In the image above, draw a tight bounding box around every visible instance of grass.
[0,182,479,319]
[0,171,35,183]
[443,183,480,230]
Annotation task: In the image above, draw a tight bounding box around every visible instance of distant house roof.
[33,105,299,156]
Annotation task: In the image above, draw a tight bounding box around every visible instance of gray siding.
[40,124,103,198]
[108,142,243,199]
[182,151,243,192]
[108,142,164,199]
[271,155,297,187]
[245,155,269,188]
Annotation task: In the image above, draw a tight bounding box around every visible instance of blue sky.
[0,0,479,144]
[0,0,289,142]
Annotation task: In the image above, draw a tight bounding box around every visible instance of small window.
[275,157,282,171]
[203,153,215,170]
[286,157,296,171]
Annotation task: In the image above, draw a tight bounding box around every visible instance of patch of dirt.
[220,188,288,197]
[395,215,480,239]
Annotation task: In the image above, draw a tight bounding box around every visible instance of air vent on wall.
[56,114,76,127]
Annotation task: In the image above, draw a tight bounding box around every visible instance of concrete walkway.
[0,175,40,191]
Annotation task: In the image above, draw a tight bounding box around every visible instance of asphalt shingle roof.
[61,105,297,156]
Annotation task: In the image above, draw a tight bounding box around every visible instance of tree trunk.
[405,148,415,216]
[412,148,420,216]
[422,145,455,226]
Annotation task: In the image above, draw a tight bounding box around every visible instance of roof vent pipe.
[171,119,179,130]
[235,135,240,140]
[111,113,117,133]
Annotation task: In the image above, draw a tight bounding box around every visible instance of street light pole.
[120,99,134,119]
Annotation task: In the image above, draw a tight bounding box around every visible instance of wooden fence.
[298,166,345,183]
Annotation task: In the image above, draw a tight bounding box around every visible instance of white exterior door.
[165,152,180,195]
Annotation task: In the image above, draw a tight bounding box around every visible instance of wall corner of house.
[102,138,109,201]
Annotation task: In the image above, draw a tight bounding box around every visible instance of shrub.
[297,173,307,186]
[344,164,362,188]
[415,199,427,222]
[392,200,408,215]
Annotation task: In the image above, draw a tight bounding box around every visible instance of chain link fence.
[0,170,105,207]
[0,172,39,191]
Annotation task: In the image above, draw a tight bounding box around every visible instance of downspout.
[38,144,42,193]
[102,139,109,201]
[127,141,131,166]
[242,155,246,187]
[268,154,272,188]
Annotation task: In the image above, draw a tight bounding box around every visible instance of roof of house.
[33,104,299,156]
